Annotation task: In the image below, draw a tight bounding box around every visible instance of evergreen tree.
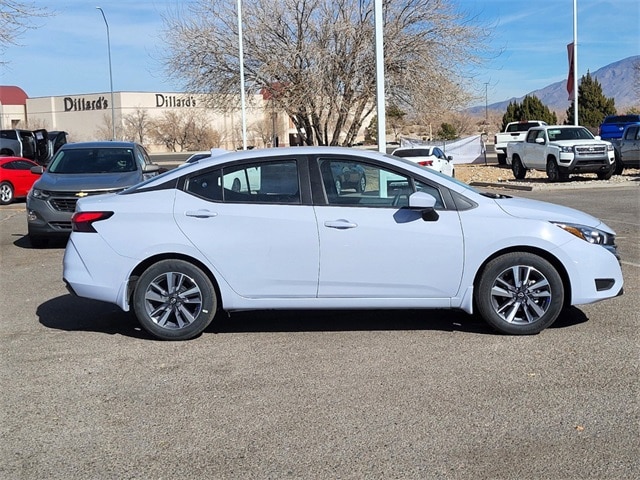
[437,123,457,140]
[565,71,616,126]
[501,95,557,130]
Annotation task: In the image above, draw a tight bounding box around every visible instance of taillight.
[72,211,113,232]
[418,160,433,167]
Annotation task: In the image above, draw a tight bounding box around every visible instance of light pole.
[96,6,116,140]
[484,82,489,125]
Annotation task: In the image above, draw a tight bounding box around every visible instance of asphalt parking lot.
[1,184,638,479]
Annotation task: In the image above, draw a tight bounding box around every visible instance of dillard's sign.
[155,94,197,108]
[63,96,109,112]
[62,93,198,112]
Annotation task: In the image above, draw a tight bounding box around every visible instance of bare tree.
[123,109,153,146]
[160,0,489,146]
[95,114,124,142]
[0,1,52,60]
[149,110,221,152]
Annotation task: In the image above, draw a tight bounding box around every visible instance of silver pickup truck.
[613,124,640,174]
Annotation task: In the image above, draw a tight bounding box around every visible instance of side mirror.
[30,165,44,175]
[446,155,453,161]
[535,137,545,144]
[143,163,160,173]
[408,191,439,221]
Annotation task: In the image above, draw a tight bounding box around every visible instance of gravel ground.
[455,164,640,189]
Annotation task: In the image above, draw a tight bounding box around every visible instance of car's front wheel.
[597,167,613,180]
[512,157,526,180]
[475,252,564,335]
[133,259,217,340]
[613,151,624,175]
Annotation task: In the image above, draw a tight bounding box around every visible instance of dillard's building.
[1,87,302,153]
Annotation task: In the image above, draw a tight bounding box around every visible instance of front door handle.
[185,210,218,218]
[324,219,357,229]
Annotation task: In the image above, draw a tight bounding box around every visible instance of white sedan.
[392,146,455,177]
[63,147,623,340]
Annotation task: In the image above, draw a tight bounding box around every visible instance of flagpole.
[573,0,578,125]
[374,0,386,153]
[237,0,247,149]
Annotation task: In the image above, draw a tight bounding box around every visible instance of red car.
[0,156,41,205]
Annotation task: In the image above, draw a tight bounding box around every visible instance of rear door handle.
[324,219,357,229]
[185,210,218,218]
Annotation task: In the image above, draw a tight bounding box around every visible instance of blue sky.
[1,0,638,106]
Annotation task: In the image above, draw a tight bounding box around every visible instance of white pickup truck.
[494,120,547,165]
[506,125,615,182]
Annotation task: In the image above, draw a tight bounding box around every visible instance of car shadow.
[37,294,590,339]
[13,234,68,249]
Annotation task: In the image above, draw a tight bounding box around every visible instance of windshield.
[547,128,594,141]
[48,148,137,174]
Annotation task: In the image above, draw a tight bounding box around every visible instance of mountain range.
[470,55,639,115]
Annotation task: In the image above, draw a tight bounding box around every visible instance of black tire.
[0,181,14,205]
[497,153,507,165]
[546,159,563,182]
[613,151,624,175]
[356,175,366,193]
[597,167,613,181]
[512,157,526,180]
[475,252,564,335]
[133,259,217,340]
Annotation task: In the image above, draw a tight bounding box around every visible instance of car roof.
[0,156,36,164]
[60,141,139,150]
[138,146,461,188]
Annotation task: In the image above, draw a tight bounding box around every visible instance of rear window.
[506,122,544,133]
[602,115,640,124]
[47,148,137,174]
[393,149,432,158]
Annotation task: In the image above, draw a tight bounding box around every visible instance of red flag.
[567,43,575,100]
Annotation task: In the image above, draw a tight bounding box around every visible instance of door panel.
[313,156,464,299]
[173,161,319,298]
[315,205,464,298]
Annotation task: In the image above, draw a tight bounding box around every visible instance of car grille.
[47,189,123,212]
[575,145,607,156]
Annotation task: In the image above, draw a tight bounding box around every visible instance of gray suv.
[27,141,160,247]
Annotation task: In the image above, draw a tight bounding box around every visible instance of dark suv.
[26,141,160,246]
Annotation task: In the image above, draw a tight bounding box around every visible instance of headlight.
[30,188,50,200]
[552,222,617,256]
[553,222,609,244]
[559,146,574,153]
[606,143,614,151]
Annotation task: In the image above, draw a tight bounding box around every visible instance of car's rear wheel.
[357,175,366,193]
[133,259,217,340]
[475,252,564,335]
[512,157,526,179]
[497,153,507,165]
[0,182,14,205]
